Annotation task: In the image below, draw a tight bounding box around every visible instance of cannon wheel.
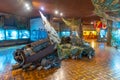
[14,49,26,65]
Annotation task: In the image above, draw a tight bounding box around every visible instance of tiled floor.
[0,40,120,80]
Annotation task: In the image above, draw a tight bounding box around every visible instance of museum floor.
[0,40,120,80]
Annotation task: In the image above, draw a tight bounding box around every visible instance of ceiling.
[0,0,100,22]
[0,0,32,16]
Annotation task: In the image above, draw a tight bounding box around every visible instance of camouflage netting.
[57,42,95,60]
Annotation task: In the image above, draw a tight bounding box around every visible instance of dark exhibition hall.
[0,0,120,80]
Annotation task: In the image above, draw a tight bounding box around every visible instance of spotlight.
[55,10,59,15]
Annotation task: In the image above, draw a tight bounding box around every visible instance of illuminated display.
[61,31,70,37]
[83,31,97,39]
[112,22,120,28]
[0,29,5,41]
[83,31,97,35]
[72,31,77,36]
[111,29,120,47]
[112,22,120,47]
[30,18,48,41]
[6,30,18,40]
[19,30,30,39]
[100,29,107,38]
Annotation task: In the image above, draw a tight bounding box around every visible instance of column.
[107,20,112,46]
[79,19,83,41]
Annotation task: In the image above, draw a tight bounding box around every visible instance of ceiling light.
[55,10,59,15]
[27,7,30,10]
[24,2,31,10]
[91,21,93,24]
[40,6,45,11]
[60,13,63,16]
[25,3,29,7]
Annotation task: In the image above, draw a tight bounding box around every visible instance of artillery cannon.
[12,39,61,71]
[12,12,62,71]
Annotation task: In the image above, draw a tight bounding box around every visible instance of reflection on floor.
[0,45,25,73]
[0,40,120,80]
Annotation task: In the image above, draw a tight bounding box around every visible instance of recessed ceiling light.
[55,10,59,15]
[27,7,30,10]
[40,6,45,11]
[25,3,29,7]
[60,13,63,16]
[91,21,93,24]
[25,2,31,10]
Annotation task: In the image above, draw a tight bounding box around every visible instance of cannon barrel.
[13,39,50,65]
[25,44,57,64]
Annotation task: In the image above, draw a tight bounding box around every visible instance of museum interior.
[0,0,120,80]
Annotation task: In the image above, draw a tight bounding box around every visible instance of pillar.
[107,20,112,46]
[79,19,83,41]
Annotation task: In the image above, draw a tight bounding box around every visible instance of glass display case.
[112,22,120,47]
[0,29,5,41]
[6,30,18,40]
[19,30,30,39]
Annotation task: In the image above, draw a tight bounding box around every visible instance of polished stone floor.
[0,40,120,80]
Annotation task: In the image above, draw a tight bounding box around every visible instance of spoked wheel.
[14,49,26,65]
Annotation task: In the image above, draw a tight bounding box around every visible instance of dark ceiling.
[0,0,33,16]
[0,0,100,22]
